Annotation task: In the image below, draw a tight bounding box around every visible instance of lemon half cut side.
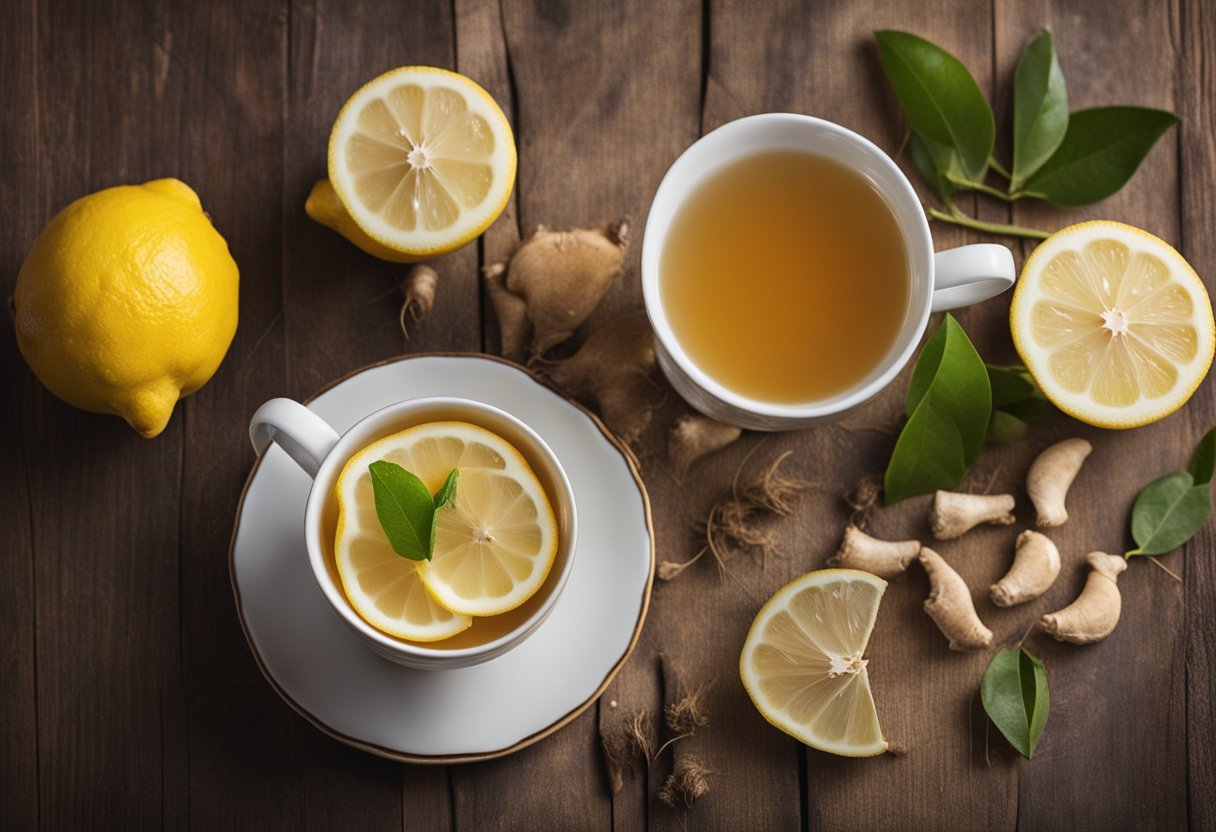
[325,66,516,260]
[740,569,888,757]
[1011,221,1215,429]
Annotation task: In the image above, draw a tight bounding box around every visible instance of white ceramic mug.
[642,113,1016,430]
[248,396,578,670]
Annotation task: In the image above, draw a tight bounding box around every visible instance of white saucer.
[230,354,654,762]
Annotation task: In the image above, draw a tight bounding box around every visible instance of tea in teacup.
[660,150,910,403]
[325,418,563,650]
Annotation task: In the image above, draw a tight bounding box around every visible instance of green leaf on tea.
[1020,106,1178,206]
[369,460,439,561]
[1127,471,1211,557]
[1011,29,1069,187]
[1187,426,1216,486]
[981,647,1049,760]
[428,468,460,555]
[875,30,995,181]
[885,314,991,503]
[434,468,459,510]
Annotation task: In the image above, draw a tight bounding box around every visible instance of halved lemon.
[739,569,888,757]
[335,422,558,636]
[1011,221,1215,428]
[316,66,516,261]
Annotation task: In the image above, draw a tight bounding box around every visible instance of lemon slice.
[739,569,888,757]
[1011,221,1215,428]
[324,66,516,259]
[336,421,558,632]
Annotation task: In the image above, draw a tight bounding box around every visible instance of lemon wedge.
[1011,221,1214,428]
[739,569,888,757]
[335,422,558,637]
[316,66,516,261]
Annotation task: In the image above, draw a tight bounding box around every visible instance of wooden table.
[3,0,1213,829]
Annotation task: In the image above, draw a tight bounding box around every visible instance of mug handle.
[249,398,341,478]
[931,244,1016,312]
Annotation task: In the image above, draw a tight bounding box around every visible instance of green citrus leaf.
[885,315,991,503]
[1011,29,1069,187]
[1021,106,1178,206]
[986,409,1029,445]
[433,468,459,510]
[875,30,995,181]
[1188,426,1216,486]
[981,648,1049,760]
[1128,471,1211,557]
[908,130,957,202]
[987,364,1038,408]
[368,460,438,561]
[429,468,460,555]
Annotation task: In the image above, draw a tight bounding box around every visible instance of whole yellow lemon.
[14,179,239,438]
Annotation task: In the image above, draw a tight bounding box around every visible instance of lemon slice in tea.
[335,422,558,636]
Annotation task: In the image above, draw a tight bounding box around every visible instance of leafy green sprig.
[875,29,1177,239]
[368,461,459,561]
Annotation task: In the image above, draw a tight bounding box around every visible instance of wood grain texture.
[1179,0,1216,827]
[172,3,406,830]
[0,0,40,827]
[2,0,1213,828]
[20,1,190,828]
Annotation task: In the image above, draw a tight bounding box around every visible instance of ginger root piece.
[548,314,657,444]
[990,530,1061,607]
[919,546,993,651]
[1027,437,1093,528]
[827,525,919,579]
[1040,551,1127,644]
[929,491,1016,540]
[667,414,742,481]
[483,262,530,360]
[399,264,437,339]
[484,219,629,361]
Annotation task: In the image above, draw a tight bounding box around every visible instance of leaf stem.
[946,174,1018,202]
[926,206,1051,240]
[988,156,1012,179]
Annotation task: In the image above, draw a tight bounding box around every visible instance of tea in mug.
[660,150,910,403]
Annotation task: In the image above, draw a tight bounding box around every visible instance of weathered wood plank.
[18,1,190,828]
[445,0,699,827]
[0,0,41,826]
[454,0,522,354]
[171,2,404,830]
[994,1,1189,829]
[1179,0,1216,826]
[283,0,481,400]
[181,1,464,828]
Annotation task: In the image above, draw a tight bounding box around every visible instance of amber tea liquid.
[660,150,910,403]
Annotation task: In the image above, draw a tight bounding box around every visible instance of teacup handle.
[931,244,1016,312]
[249,398,341,479]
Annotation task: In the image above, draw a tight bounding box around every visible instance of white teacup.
[642,113,1016,430]
[248,396,577,670]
